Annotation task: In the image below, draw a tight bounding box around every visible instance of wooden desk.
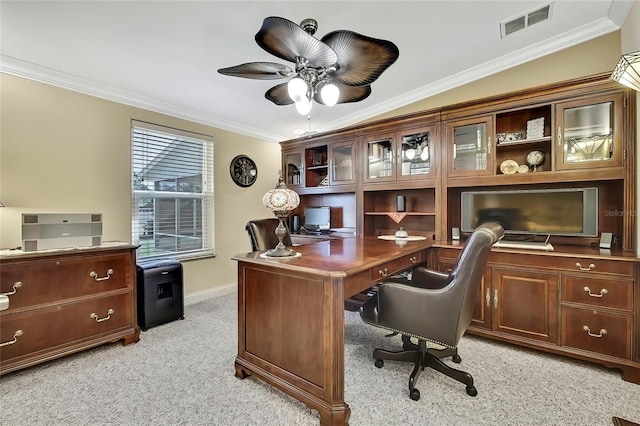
[232,237,431,425]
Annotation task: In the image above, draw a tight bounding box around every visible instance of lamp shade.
[610,51,640,92]
[295,98,313,115]
[287,77,308,102]
[262,179,300,212]
[320,83,339,107]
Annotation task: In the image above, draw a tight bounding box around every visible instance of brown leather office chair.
[245,218,293,252]
[360,222,504,400]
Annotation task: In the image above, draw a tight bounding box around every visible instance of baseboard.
[184,283,236,305]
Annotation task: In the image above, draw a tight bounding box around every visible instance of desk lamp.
[262,174,300,257]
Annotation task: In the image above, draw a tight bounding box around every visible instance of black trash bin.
[136,258,184,331]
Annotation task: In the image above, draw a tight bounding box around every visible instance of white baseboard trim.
[184,283,237,305]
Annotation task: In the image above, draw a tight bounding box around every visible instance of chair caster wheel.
[410,388,421,401]
[452,354,462,363]
[374,359,384,368]
[466,386,478,397]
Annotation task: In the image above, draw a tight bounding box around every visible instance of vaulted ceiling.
[1,1,634,142]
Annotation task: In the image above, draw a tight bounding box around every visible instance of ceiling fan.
[218,16,400,115]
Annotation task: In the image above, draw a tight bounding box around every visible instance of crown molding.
[0,55,285,142]
[328,16,621,130]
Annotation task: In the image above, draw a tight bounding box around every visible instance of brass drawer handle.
[2,281,22,297]
[485,288,491,308]
[575,263,595,271]
[0,330,24,347]
[90,308,115,322]
[493,289,498,309]
[90,269,114,281]
[378,268,389,277]
[582,325,607,338]
[409,256,417,264]
[583,286,608,298]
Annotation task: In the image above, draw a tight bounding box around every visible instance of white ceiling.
[1,1,634,142]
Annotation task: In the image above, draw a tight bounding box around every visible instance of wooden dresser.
[0,244,140,375]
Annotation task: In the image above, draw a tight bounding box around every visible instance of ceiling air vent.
[501,3,553,38]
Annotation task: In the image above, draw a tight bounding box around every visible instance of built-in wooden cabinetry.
[280,73,638,383]
[0,244,139,375]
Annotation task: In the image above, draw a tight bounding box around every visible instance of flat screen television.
[461,187,598,237]
[303,206,331,233]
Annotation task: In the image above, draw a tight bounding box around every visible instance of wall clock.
[230,155,258,187]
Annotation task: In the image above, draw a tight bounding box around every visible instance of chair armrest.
[410,267,450,289]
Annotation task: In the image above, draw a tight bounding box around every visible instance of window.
[131,121,214,260]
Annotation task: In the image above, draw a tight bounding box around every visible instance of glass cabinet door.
[365,135,395,182]
[283,150,303,187]
[398,127,435,180]
[555,93,623,170]
[447,116,493,176]
[329,142,354,185]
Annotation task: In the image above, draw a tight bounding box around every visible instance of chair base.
[373,335,477,400]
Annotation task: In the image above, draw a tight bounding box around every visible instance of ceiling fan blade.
[314,84,371,105]
[256,17,337,68]
[321,30,399,86]
[217,62,293,80]
[265,83,294,106]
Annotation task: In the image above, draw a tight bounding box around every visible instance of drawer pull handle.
[0,330,24,347]
[582,325,607,338]
[485,288,491,308]
[90,269,114,281]
[90,308,115,322]
[575,263,595,271]
[409,256,417,264]
[379,268,389,277]
[493,289,498,309]
[2,281,22,297]
[583,286,608,298]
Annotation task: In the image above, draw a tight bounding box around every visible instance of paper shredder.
[136,258,184,331]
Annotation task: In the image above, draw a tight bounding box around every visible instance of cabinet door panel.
[492,268,557,343]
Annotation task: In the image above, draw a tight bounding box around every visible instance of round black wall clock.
[230,155,258,187]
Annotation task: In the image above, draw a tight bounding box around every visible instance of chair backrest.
[448,221,504,344]
[245,218,293,252]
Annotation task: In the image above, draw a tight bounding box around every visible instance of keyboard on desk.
[493,240,554,251]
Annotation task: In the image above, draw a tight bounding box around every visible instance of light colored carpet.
[1,293,639,425]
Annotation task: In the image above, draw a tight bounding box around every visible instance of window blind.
[131,122,214,260]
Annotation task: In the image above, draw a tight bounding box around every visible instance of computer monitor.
[303,206,331,233]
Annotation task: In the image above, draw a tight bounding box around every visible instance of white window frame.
[131,120,215,261]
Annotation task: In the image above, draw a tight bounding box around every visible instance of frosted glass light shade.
[320,83,339,107]
[405,148,416,160]
[295,98,312,115]
[287,77,308,102]
[611,51,640,92]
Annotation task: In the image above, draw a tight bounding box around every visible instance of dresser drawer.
[0,293,132,362]
[0,254,130,311]
[561,274,633,311]
[561,306,632,360]
[370,252,423,283]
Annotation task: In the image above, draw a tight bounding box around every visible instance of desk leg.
[235,263,350,425]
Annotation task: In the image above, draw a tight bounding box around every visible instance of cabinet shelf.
[307,165,328,170]
[496,136,551,148]
[365,211,435,216]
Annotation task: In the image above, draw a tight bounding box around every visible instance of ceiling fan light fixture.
[405,148,416,160]
[320,83,339,107]
[287,77,308,102]
[295,98,313,115]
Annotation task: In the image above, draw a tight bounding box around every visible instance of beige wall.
[0,74,281,300]
[0,25,637,300]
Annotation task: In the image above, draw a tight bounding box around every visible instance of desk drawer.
[561,306,632,360]
[561,275,633,311]
[0,254,129,311]
[370,252,422,283]
[0,293,132,362]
